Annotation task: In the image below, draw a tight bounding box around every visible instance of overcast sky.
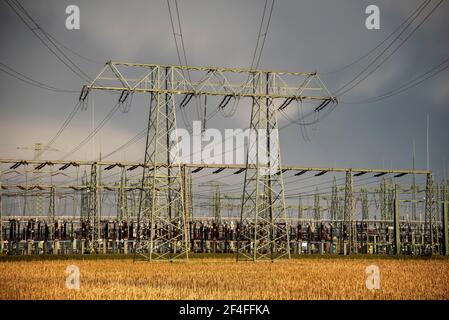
[1,0,448,185]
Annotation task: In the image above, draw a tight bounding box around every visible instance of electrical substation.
[1,62,447,261]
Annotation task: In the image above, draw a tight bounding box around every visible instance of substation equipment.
[0,62,447,260]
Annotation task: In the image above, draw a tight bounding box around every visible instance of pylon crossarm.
[82,61,336,104]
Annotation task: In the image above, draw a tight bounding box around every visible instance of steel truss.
[1,158,447,256]
[238,72,290,261]
[3,51,445,259]
[424,173,437,255]
[77,61,336,261]
[134,70,189,261]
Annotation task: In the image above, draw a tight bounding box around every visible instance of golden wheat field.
[0,257,448,300]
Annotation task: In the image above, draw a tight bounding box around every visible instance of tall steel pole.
[412,140,417,221]
[393,184,400,255]
[89,163,99,253]
[344,170,355,253]
[425,172,435,255]
[135,67,188,261]
[238,72,290,261]
[442,182,448,256]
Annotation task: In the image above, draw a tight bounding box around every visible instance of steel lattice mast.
[238,72,291,261]
[330,177,339,221]
[88,163,100,253]
[135,68,188,261]
[80,61,336,261]
[424,172,436,255]
[360,188,369,221]
[118,167,128,221]
[344,170,356,253]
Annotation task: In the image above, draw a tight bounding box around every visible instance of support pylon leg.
[424,173,435,255]
[237,72,290,261]
[344,170,355,254]
[136,66,188,261]
[88,163,99,253]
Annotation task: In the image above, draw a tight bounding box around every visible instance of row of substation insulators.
[3,219,134,241]
[188,222,334,241]
[1,219,433,242]
[6,219,74,241]
[81,221,132,240]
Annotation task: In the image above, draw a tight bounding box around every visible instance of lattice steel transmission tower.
[88,163,100,253]
[80,170,89,222]
[313,187,321,221]
[48,186,56,223]
[424,172,437,255]
[330,177,339,221]
[298,194,303,221]
[213,186,222,223]
[360,188,369,220]
[17,143,58,216]
[238,72,291,261]
[343,170,356,253]
[118,167,128,221]
[380,178,389,221]
[80,61,336,261]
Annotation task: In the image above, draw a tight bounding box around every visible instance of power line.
[253,0,275,71]
[4,0,101,160]
[221,0,275,120]
[334,0,431,95]
[249,0,269,71]
[174,0,189,69]
[6,0,93,83]
[35,101,83,159]
[167,0,184,72]
[0,61,83,159]
[166,0,193,130]
[0,62,78,93]
[59,101,122,160]
[321,0,430,75]
[43,32,102,65]
[335,0,443,97]
[167,0,201,127]
[340,57,449,104]
[99,129,146,160]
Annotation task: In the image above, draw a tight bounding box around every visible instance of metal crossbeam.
[0,159,432,175]
[81,61,336,103]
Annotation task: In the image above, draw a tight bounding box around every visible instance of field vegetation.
[0,256,447,299]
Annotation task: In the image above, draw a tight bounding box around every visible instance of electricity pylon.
[424,173,436,255]
[360,188,369,220]
[80,61,336,261]
[137,70,188,261]
[17,143,59,216]
[88,163,100,253]
[213,186,222,223]
[298,194,303,221]
[238,72,292,261]
[330,177,339,221]
[80,170,89,222]
[344,170,356,253]
[48,186,56,223]
[118,167,128,221]
[380,178,389,221]
[314,187,321,221]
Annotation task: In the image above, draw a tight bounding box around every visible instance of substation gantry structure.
[16,143,59,217]
[78,61,336,261]
[0,159,447,257]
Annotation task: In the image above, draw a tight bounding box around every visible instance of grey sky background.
[1,0,448,186]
